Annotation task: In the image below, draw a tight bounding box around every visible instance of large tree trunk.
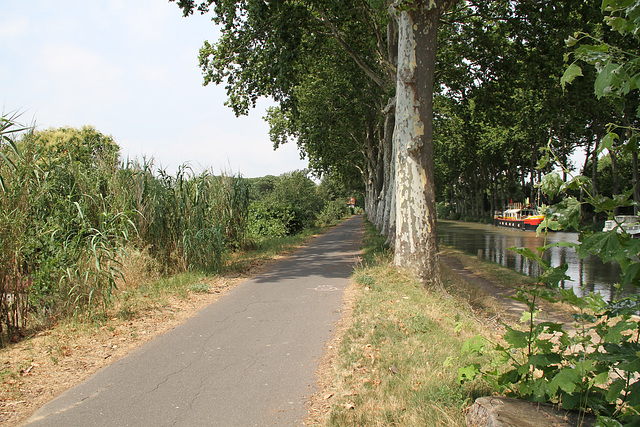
[381,97,396,240]
[392,1,453,289]
[609,148,621,216]
[382,12,398,243]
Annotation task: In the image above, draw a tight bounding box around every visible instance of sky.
[0,0,308,177]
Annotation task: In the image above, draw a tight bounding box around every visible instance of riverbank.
[304,224,580,425]
[304,224,548,425]
[438,219,622,300]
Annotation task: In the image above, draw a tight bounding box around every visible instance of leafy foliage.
[245,170,352,241]
[459,5,640,422]
[246,202,298,240]
[0,121,250,343]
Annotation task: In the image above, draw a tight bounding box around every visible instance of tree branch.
[316,10,387,88]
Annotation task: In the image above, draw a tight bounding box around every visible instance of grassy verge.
[317,221,502,426]
[439,245,534,290]
[109,227,325,322]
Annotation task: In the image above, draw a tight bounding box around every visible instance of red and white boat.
[494,203,544,231]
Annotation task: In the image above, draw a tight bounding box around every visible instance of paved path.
[25,216,364,427]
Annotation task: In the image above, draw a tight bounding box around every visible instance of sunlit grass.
[322,221,495,426]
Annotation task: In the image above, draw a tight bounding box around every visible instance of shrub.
[315,199,349,227]
[246,202,298,240]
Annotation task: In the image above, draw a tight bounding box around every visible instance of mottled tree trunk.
[609,148,621,216]
[382,13,398,244]
[381,98,396,241]
[392,1,452,289]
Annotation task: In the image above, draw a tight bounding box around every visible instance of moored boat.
[494,203,544,231]
[602,215,640,238]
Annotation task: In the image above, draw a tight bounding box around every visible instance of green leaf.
[593,371,610,387]
[549,368,582,394]
[561,63,583,89]
[529,353,562,368]
[631,72,640,92]
[594,62,622,99]
[579,231,623,262]
[461,335,486,355]
[605,16,629,32]
[538,172,564,197]
[458,364,480,383]
[621,262,640,285]
[565,35,579,47]
[600,132,619,154]
[509,246,549,269]
[503,326,529,349]
[520,310,540,324]
[539,264,570,287]
[536,151,550,169]
[560,174,590,192]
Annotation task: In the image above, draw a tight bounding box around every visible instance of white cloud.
[0,17,28,40]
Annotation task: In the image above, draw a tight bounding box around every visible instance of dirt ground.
[0,251,558,426]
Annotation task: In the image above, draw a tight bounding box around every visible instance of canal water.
[437,220,624,300]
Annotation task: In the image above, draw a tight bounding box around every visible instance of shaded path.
[25,216,364,427]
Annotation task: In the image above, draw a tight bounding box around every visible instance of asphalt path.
[24,215,364,427]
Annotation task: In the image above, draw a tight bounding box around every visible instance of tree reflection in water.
[438,220,625,300]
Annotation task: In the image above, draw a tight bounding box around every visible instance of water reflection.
[438,220,623,300]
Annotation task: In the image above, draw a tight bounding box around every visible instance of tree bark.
[392,1,453,289]
[381,97,396,240]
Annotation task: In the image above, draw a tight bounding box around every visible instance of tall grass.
[0,117,35,341]
[115,161,249,272]
[0,119,249,344]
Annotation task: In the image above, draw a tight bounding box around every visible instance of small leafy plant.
[461,2,640,424]
[460,163,640,426]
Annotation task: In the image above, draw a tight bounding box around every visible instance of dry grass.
[315,261,496,426]
[303,221,501,426]
[304,227,584,426]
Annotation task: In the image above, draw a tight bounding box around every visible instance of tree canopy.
[171,0,640,283]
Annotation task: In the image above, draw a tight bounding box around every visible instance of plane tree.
[432,1,612,216]
[172,0,462,288]
[265,40,387,218]
[171,0,394,224]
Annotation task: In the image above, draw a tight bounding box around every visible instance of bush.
[436,201,451,218]
[246,202,299,240]
[316,199,349,227]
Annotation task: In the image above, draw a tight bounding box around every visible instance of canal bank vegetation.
[0,115,356,347]
[430,2,638,230]
[455,3,640,425]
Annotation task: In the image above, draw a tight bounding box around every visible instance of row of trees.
[175,1,640,422]
[171,0,637,287]
[173,0,453,287]
[435,1,640,222]
[0,123,350,342]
